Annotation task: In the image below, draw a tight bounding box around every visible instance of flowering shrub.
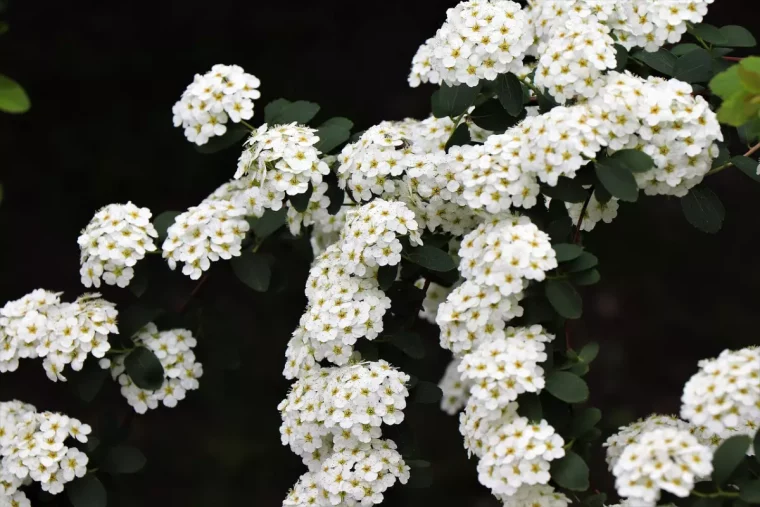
[3,1,760,506]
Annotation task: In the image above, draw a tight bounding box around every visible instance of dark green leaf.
[387,331,425,359]
[320,117,354,130]
[581,493,607,507]
[712,435,751,485]
[315,124,351,154]
[119,304,164,341]
[754,429,760,462]
[153,211,181,242]
[565,252,599,273]
[718,26,757,48]
[469,99,523,131]
[102,445,147,474]
[0,74,30,113]
[264,98,291,123]
[681,186,725,234]
[607,150,655,173]
[325,176,345,215]
[673,48,713,83]
[538,90,558,113]
[406,245,457,272]
[124,347,165,391]
[545,371,589,403]
[495,73,525,116]
[541,177,589,203]
[407,459,430,468]
[594,184,612,204]
[194,124,249,154]
[578,342,600,364]
[614,44,628,72]
[571,407,602,438]
[740,480,760,503]
[431,82,482,118]
[445,123,471,151]
[595,160,639,202]
[67,475,107,507]
[633,49,677,76]
[289,184,314,213]
[251,209,286,239]
[267,100,320,125]
[406,465,433,488]
[570,269,600,286]
[377,265,397,291]
[545,280,582,319]
[77,367,108,403]
[568,362,590,377]
[553,243,583,263]
[731,156,760,182]
[711,143,730,170]
[671,43,702,57]
[551,451,590,491]
[690,23,728,45]
[517,393,543,423]
[231,252,272,292]
[128,271,148,298]
[413,380,443,404]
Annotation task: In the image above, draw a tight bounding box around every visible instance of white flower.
[438,357,473,415]
[498,484,570,507]
[567,192,619,232]
[172,64,261,145]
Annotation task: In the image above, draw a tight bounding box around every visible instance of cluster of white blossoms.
[78,202,158,289]
[162,196,249,280]
[612,427,713,505]
[338,122,414,202]
[172,64,261,145]
[0,401,91,501]
[104,323,203,414]
[566,193,619,232]
[680,347,760,449]
[0,290,117,381]
[499,484,570,507]
[408,0,532,88]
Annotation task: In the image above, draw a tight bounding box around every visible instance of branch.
[573,188,594,245]
[414,278,432,318]
[708,141,760,175]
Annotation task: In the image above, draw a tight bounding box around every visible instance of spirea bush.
[2,1,760,506]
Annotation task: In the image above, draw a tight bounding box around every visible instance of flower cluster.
[680,347,760,449]
[460,325,553,409]
[0,290,117,381]
[409,0,532,88]
[612,428,713,505]
[78,202,158,289]
[604,414,697,470]
[0,401,91,500]
[566,193,619,232]
[499,483,570,507]
[162,196,249,279]
[438,358,473,415]
[105,323,203,414]
[172,64,261,145]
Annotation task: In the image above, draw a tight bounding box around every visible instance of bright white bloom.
[438,358,473,415]
[498,484,570,507]
[286,181,332,236]
[162,198,249,279]
[108,323,203,413]
[409,0,533,87]
[459,398,520,458]
[612,428,713,506]
[78,202,158,289]
[567,193,619,232]
[614,1,714,53]
[0,401,91,497]
[681,347,760,451]
[0,290,117,380]
[172,64,260,145]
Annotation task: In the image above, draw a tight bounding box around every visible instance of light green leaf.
[710,65,742,99]
[545,371,589,403]
[717,91,760,126]
[0,74,30,113]
[550,451,590,491]
[545,280,582,319]
[712,435,751,485]
[124,347,165,391]
[681,186,725,234]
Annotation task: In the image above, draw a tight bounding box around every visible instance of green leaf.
[614,44,628,72]
[570,407,602,438]
[407,459,430,468]
[718,26,757,48]
[712,435,751,485]
[495,73,525,117]
[517,393,543,423]
[633,49,677,76]
[469,99,523,131]
[673,48,713,83]
[739,66,760,93]
[671,43,702,57]
[0,74,30,113]
[445,123,471,151]
[152,211,181,242]
[320,117,354,130]
[431,82,482,118]
[541,177,589,203]
[545,371,589,403]
[77,367,108,403]
[231,252,272,292]
[387,331,425,359]
[315,125,351,154]
[267,100,320,125]
[67,475,107,507]
[119,304,164,341]
[581,493,607,507]
[102,445,147,474]
[578,342,600,364]
[717,91,760,126]
[545,280,582,319]
[377,265,397,291]
[594,183,612,204]
[551,451,590,491]
[570,269,600,286]
[251,208,286,239]
[595,159,639,202]
[740,480,760,503]
[406,245,457,272]
[731,156,760,182]
[553,243,583,263]
[412,380,443,404]
[712,142,730,169]
[194,124,249,154]
[124,346,165,391]
[289,184,314,213]
[607,150,655,173]
[681,186,725,234]
[406,465,434,488]
[690,23,728,45]
[565,252,599,273]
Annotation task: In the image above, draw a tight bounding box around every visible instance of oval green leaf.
[406,245,457,272]
[553,243,583,263]
[545,279,583,319]
[550,451,590,491]
[0,74,30,113]
[124,346,165,391]
[231,252,272,292]
[595,161,639,202]
[102,445,147,474]
[681,186,725,234]
[712,435,751,485]
[545,371,589,403]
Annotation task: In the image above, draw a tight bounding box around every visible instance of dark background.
[1,0,758,505]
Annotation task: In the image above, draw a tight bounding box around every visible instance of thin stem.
[563,439,575,450]
[177,274,209,313]
[414,278,432,318]
[574,188,594,245]
[691,489,739,499]
[723,56,744,62]
[708,141,760,175]
[241,119,256,131]
[106,348,133,355]
[445,112,468,145]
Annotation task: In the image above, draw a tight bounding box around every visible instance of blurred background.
[0,0,758,505]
